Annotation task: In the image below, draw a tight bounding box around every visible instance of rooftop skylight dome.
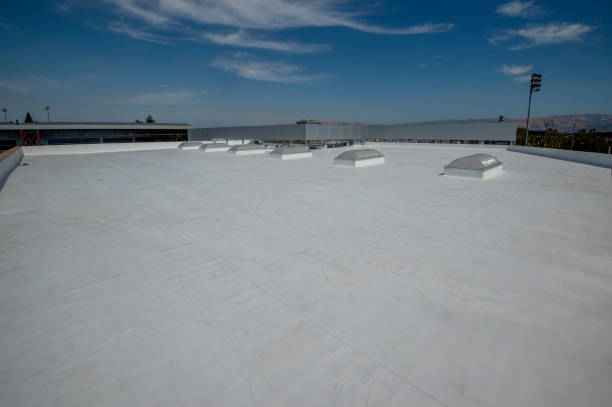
[444,153,503,179]
[334,149,385,167]
[228,144,268,155]
[177,141,202,150]
[269,145,312,160]
[200,143,230,152]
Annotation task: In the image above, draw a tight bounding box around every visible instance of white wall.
[22,142,182,156]
[0,147,24,190]
[508,146,612,168]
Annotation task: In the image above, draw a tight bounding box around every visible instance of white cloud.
[108,22,168,44]
[490,22,597,49]
[108,90,207,105]
[499,64,533,76]
[97,0,453,35]
[513,74,532,83]
[211,54,329,83]
[495,1,541,18]
[0,76,62,94]
[201,30,330,53]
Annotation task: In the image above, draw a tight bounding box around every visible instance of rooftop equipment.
[444,153,503,179]
[269,145,313,160]
[228,144,268,155]
[200,143,230,152]
[177,141,203,150]
[334,149,385,167]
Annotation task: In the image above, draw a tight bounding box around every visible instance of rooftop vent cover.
[334,149,385,167]
[270,145,312,160]
[200,143,230,152]
[229,144,268,155]
[444,153,503,179]
[178,141,203,150]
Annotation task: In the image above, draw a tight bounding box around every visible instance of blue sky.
[0,0,610,125]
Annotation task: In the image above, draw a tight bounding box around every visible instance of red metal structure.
[19,130,41,146]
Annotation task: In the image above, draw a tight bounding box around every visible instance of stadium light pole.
[44,106,50,123]
[525,73,542,146]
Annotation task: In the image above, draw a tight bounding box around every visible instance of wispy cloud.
[104,91,206,106]
[201,30,330,53]
[107,90,207,105]
[0,75,62,94]
[499,64,533,76]
[490,22,597,49]
[108,22,168,44]
[495,1,542,18]
[67,0,453,54]
[211,53,329,83]
[512,74,532,83]
[99,0,454,34]
[0,21,15,30]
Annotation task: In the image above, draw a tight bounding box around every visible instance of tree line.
[516,127,611,154]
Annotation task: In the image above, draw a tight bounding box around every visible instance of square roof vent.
[444,153,503,179]
[177,141,203,150]
[200,143,230,152]
[229,144,268,155]
[270,146,312,160]
[334,149,385,167]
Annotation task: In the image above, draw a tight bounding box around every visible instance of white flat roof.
[1,144,611,406]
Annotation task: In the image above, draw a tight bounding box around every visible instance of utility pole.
[44,106,50,123]
[525,73,542,146]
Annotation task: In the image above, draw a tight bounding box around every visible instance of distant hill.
[290,114,612,132]
[513,114,612,132]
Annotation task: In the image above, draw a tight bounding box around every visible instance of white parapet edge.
[508,146,612,169]
[22,142,182,156]
[269,152,313,160]
[230,149,268,156]
[334,157,386,167]
[444,164,503,180]
[0,147,24,190]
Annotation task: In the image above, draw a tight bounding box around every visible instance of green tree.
[516,127,526,145]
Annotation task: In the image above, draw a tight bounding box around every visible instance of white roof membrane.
[1,144,611,407]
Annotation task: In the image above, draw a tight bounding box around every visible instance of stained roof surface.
[1,144,611,407]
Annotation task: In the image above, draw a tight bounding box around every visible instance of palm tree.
[44,106,50,123]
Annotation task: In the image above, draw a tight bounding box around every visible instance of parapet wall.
[22,142,182,156]
[0,147,24,190]
[508,146,612,168]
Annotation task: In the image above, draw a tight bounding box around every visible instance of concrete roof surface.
[1,144,611,407]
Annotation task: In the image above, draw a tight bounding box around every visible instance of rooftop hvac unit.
[228,144,268,155]
[269,145,312,160]
[200,143,230,152]
[444,153,503,179]
[334,149,385,167]
[177,141,203,150]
